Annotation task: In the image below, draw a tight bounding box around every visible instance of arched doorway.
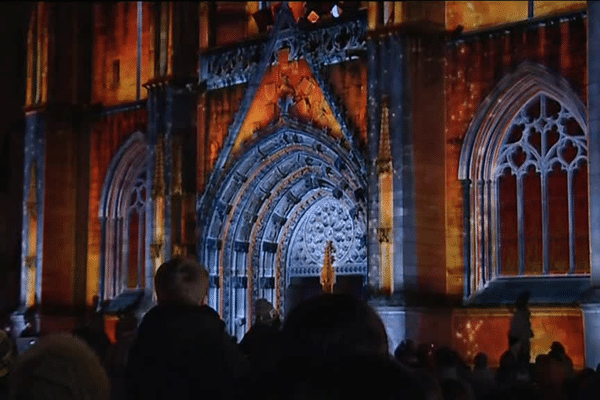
[283,196,367,313]
[199,122,367,339]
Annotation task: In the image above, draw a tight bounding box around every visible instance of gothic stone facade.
[9,1,600,368]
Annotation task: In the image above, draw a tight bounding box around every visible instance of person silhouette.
[509,291,533,366]
[125,257,247,400]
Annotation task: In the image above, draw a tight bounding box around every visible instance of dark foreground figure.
[125,258,246,400]
[9,333,109,400]
[238,293,437,400]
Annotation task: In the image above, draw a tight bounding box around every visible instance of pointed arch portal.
[197,2,369,339]
[199,120,368,339]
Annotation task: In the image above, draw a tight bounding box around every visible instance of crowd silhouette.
[0,257,598,400]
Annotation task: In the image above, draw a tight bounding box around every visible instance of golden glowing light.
[320,241,336,294]
[378,96,394,295]
[307,10,319,24]
[233,50,344,156]
[26,163,38,308]
[452,308,584,368]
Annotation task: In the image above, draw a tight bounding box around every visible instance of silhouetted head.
[0,329,14,381]
[473,352,488,370]
[515,291,531,309]
[440,378,474,400]
[273,354,430,400]
[434,346,461,369]
[253,298,279,326]
[416,343,436,368]
[9,334,109,400]
[154,257,209,306]
[549,341,565,355]
[280,293,388,359]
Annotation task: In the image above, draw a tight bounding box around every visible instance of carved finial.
[320,241,336,294]
[377,95,392,174]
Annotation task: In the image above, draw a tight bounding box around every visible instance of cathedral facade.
[5,1,600,368]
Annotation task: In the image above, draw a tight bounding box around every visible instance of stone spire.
[377,95,392,173]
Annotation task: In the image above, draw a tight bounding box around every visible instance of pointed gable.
[228,2,344,157]
[233,48,344,156]
[200,2,368,184]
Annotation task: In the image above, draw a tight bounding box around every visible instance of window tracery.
[459,63,589,299]
[495,94,588,276]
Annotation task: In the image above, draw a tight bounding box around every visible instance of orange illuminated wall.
[452,308,584,369]
[213,2,252,47]
[325,61,368,148]
[233,51,344,158]
[201,2,307,48]
[533,1,587,18]
[200,86,246,185]
[444,16,587,295]
[42,126,77,308]
[87,109,147,305]
[409,35,447,295]
[446,1,587,33]
[25,3,49,107]
[92,3,154,106]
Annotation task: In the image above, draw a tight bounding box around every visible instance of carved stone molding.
[200,18,367,91]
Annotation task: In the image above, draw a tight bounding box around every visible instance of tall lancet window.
[124,171,148,288]
[459,63,589,297]
[496,94,588,277]
[100,133,150,301]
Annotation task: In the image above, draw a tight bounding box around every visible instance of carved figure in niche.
[277,73,297,115]
[278,95,295,116]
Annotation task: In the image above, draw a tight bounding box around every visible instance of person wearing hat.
[125,257,247,400]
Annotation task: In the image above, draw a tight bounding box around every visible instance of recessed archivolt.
[205,128,364,245]
[201,125,367,323]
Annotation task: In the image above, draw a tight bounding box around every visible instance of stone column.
[369,32,412,352]
[12,112,45,339]
[583,1,600,368]
[588,1,600,287]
